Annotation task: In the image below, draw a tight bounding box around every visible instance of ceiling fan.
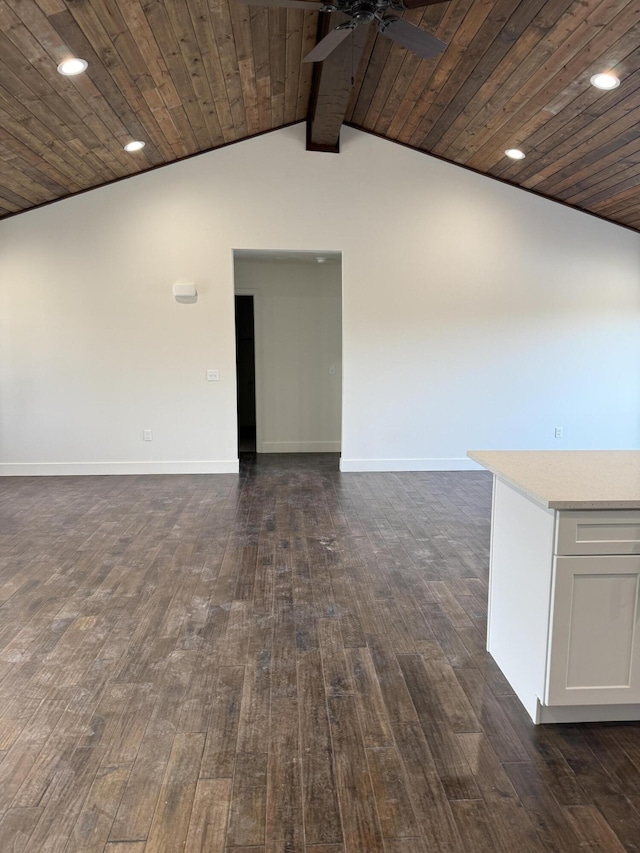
[239,0,450,63]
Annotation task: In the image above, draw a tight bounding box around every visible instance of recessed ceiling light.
[124,141,145,152]
[57,57,88,76]
[317,257,327,264]
[505,148,526,160]
[590,72,620,91]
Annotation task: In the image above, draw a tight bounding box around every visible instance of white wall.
[234,255,342,453]
[0,123,639,474]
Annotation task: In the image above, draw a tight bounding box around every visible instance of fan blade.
[302,24,355,62]
[239,0,325,9]
[378,17,446,59]
[400,0,450,8]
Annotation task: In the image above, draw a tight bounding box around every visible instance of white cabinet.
[486,479,640,724]
[546,555,640,706]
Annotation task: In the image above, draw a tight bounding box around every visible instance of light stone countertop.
[467,450,640,510]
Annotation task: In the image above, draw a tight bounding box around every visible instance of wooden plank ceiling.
[1,0,640,230]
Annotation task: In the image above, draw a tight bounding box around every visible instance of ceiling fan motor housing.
[300,0,449,63]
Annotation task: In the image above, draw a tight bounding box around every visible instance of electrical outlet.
[206,369,219,381]
[329,365,336,375]
[143,429,153,441]
[554,426,563,439]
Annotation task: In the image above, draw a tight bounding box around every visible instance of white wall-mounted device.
[173,282,197,303]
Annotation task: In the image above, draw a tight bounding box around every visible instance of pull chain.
[351,28,355,85]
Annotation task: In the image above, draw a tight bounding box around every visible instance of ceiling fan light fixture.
[351,0,376,23]
[124,140,145,152]
[57,57,88,76]
[590,72,620,91]
[505,148,526,160]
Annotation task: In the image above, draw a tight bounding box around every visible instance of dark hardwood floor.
[0,453,639,852]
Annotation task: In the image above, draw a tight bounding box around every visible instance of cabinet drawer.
[556,510,640,556]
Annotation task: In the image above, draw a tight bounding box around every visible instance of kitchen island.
[468,450,640,724]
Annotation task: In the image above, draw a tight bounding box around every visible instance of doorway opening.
[235,294,257,453]
[233,249,342,458]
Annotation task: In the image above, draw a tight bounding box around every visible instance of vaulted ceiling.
[1,0,640,230]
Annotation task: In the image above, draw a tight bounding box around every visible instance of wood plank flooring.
[0,453,639,852]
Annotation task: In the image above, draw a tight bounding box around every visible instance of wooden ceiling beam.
[306,12,370,153]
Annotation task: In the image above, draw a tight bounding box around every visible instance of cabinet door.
[546,556,640,706]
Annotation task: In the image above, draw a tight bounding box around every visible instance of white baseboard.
[1,457,481,475]
[339,457,482,472]
[0,460,240,476]
[536,700,640,724]
[258,441,341,453]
